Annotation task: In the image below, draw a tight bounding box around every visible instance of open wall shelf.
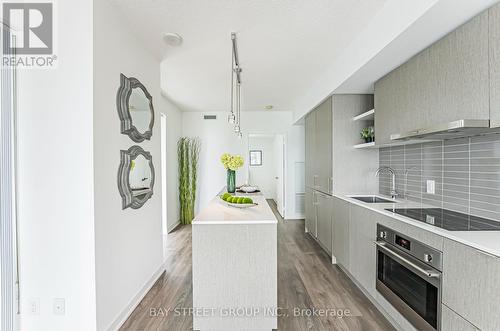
[353,109,375,121]
[353,142,376,149]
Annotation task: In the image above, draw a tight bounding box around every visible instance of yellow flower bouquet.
[220,153,244,193]
[220,153,244,170]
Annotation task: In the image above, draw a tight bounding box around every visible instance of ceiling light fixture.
[162,32,183,46]
[228,32,243,137]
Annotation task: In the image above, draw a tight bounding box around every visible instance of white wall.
[182,111,305,219]
[160,96,182,233]
[93,1,181,330]
[16,0,97,330]
[248,136,276,199]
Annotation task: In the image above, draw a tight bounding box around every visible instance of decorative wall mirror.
[116,74,155,142]
[118,145,155,209]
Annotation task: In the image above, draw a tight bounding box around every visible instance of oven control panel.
[395,235,411,250]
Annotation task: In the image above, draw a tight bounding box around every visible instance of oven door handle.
[374,241,441,279]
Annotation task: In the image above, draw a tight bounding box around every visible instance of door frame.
[274,134,286,217]
[246,133,286,218]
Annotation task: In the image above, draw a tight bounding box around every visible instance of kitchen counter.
[192,193,277,225]
[192,189,277,331]
[335,193,500,258]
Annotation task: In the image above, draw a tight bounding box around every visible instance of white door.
[1,28,19,331]
[274,135,285,217]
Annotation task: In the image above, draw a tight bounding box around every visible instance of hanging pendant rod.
[231,32,241,84]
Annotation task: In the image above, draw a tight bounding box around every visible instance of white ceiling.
[110,0,388,112]
[110,0,499,116]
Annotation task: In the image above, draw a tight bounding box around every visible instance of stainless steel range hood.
[390,119,493,141]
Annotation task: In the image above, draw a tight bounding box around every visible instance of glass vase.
[227,169,236,193]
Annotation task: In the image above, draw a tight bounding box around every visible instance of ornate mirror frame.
[116,73,155,142]
[117,145,155,209]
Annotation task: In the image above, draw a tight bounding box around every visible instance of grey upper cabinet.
[315,98,333,194]
[332,197,350,270]
[490,3,500,128]
[305,188,316,237]
[349,205,377,296]
[316,192,332,254]
[374,62,408,145]
[305,111,317,189]
[375,11,489,144]
[304,98,332,194]
[442,238,500,330]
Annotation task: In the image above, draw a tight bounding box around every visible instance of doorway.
[247,134,286,217]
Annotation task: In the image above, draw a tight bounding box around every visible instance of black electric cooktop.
[385,208,500,231]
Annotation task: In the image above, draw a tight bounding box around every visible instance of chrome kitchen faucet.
[376,166,398,199]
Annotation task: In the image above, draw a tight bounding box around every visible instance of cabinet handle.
[313,175,320,189]
[313,192,319,205]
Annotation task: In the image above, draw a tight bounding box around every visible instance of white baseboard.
[167,221,180,233]
[106,263,166,331]
[284,213,305,220]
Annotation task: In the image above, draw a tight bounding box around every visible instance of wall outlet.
[53,298,65,315]
[426,180,435,194]
[29,298,40,315]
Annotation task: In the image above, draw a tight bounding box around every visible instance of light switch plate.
[53,298,65,315]
[426,180,435,194]
[29,298,40,315]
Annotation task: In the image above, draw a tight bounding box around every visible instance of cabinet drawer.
[316,193,332,254]
[332,197,350,270]
[443,238,500,330]
[349,205,377,296]
[305,188,316,237]
[441,304,479,331]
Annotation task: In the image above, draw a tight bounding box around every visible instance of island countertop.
[192,191,278,225]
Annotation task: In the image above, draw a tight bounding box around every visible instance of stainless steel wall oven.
[375,224,443,331]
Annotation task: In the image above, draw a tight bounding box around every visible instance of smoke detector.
[163,32,183,46]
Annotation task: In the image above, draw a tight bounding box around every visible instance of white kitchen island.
[192,191,278,331]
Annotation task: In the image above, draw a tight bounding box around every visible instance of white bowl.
[240,186,259,193]
[226,202,258,208]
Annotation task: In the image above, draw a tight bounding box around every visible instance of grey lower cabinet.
[441,304,479,331]
[348,205,377,296]
[375,11,489,144]
[490,2,500,128]
[305,188,316,237]
[315,192,332,254]
[332,197,350,270]
[442,238,500,330]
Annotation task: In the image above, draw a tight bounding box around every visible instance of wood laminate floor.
[120,200,395,331]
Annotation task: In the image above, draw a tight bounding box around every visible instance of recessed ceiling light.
[163,32,183,46]
[265,105,273,110]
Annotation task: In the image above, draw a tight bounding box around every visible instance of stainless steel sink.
[349,196,397,203]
